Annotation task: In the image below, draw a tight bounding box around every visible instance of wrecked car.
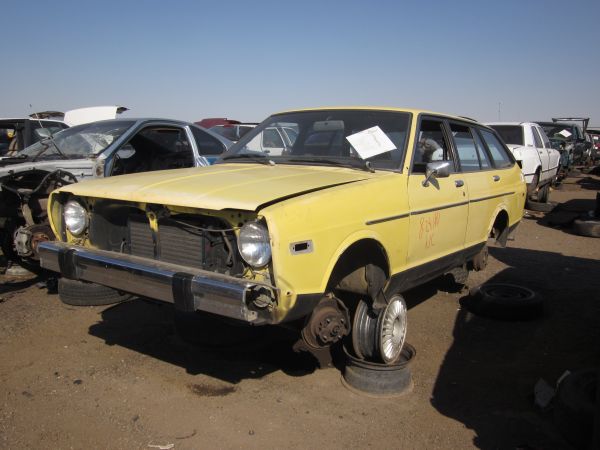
[0,106,128,157]
[38,107,526,365]
[0,118,231,270]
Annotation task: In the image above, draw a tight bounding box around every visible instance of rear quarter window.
[479,129,513,169]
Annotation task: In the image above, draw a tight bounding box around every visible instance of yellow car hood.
[61,163,372,211]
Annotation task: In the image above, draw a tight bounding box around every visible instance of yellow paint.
[47,107,526,323]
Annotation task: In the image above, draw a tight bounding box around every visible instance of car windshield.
[20,120,135,159]
[489,125,523,146]
[219,110,411,170]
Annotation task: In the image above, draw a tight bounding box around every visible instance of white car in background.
[486,122,560,202]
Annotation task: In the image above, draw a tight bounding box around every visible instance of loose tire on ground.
[462,283,543,321]
[553,368,598,449]
[526,199,556,213]
[573,218,600,238]
[58,278,132,306]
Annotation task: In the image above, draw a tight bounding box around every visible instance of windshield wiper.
[32,139,68,161]
[286,157,375,173]
[221,153,275,165]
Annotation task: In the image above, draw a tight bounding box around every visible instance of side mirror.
[422,161,451,187]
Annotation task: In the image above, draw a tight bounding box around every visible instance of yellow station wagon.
[39,107,526,365]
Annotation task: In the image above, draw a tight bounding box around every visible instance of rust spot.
[188,383,236,397]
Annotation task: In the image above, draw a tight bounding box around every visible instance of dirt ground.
[1,171,599,450]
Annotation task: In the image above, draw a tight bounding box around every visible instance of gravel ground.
[0,171,599,449]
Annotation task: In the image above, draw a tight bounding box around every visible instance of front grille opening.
[127,213,243,275]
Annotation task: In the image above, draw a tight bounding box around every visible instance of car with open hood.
[38,107,526,365]
[0,118,231,270]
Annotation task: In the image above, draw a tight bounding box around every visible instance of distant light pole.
[498,102,502,121]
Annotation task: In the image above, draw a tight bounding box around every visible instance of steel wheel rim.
[352,300,378,360]
[378,296,407,364]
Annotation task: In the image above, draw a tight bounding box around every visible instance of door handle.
[493,175,500,182]
[455,179,464,187]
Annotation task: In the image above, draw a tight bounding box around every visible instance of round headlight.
[64,200,88,236]
[237,222,271,267]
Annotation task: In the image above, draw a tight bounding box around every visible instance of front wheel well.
[326,239,390,300]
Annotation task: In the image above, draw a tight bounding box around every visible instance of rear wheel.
[351,295,407,364]
[527,171,540,198]
[537,182,550,203]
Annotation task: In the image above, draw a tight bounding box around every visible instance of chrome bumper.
[38,241,277,324]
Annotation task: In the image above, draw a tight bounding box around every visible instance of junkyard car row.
[33,107,527,364]
[2,106,598,368]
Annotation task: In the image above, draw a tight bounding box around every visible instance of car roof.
[274,106,485,125]
[486,122,540,127]
[0,118,65,123]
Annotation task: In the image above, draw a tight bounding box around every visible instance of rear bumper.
[38,241,277,324]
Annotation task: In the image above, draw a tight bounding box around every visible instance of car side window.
[191,126,226,156]
[480,130,513,168]
[412,119,453,174]
[532,127,543,148]
[538,127,551,148]
[472,129,492,169]
[263,128,285,148]
[449,123,482,172]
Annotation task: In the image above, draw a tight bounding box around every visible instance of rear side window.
[489,125,523,146]
[532,127,543,148]
[480,130,513,168]
[537,127,551,148]
[450,123,480,171]
[191,126,226,156]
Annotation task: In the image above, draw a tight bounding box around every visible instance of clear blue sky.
[2,0,599,125]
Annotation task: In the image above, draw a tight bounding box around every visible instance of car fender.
[319,229,390,294]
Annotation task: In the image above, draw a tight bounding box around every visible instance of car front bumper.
[38,241,277,324]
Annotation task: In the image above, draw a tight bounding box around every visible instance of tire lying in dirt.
[525,199,556,213]
[553,368,598,449]
[462,283,543,321]
[341,343,416,397]
[58,278,132,306]
[174,310,265,348]
[573,218,600,238]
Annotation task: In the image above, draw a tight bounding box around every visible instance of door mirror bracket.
[422,161,451,187]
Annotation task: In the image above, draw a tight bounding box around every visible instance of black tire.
[463,283,543,321]
[58,278,132,306]
[537,183,550,203]
[526,199,556,213]
[527,171,540,197]
[573,218,600,238]
[553,368,598,449]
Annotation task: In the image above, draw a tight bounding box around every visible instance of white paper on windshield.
[558,129,572,138]
[346,126,396,159]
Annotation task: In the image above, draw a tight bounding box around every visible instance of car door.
[449,122,497,249]
[531,126,550,183]
[406,116,468,269]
